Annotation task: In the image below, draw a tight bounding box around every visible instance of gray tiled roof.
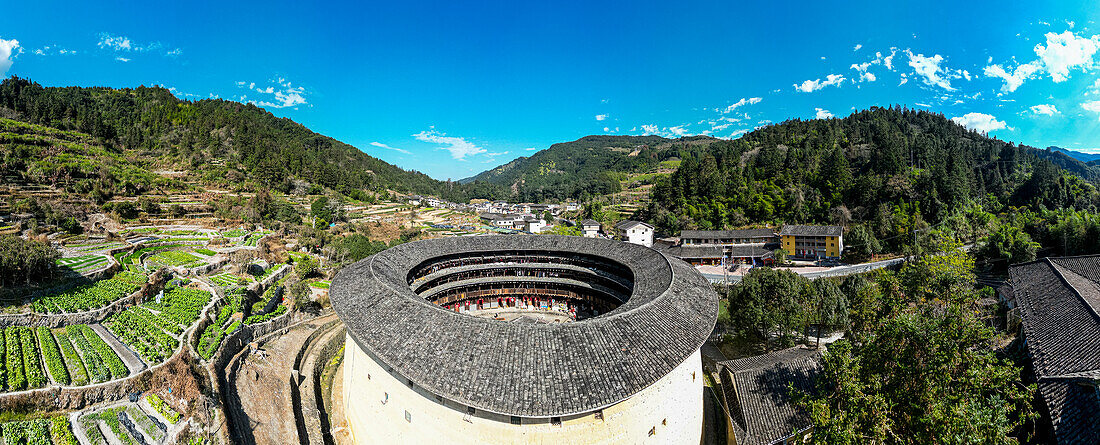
[1009,256,1100,445]
[680,229,776,239]
[717,347,821,445]
[778,225,843,237]
[614,220,652,230]
[330,235,718,417]
[656,245,724,259]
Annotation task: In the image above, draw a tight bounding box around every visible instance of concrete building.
[778,225,844,260]
[615,220,654,248]
[524,217,547,234]
[480,213,526,230]
[331,236,718,445]
[581,219,601,238]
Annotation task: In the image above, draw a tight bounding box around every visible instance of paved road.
[700,256,907,284]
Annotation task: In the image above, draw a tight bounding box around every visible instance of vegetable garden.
[104,287,211,363]
[0,416,77,445]
[32,271,147,313]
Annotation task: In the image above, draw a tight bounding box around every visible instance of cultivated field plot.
[239,231,270,247]
[77,398,175,445]
[197,288,244,359]
[69,241,129,254]
[104,286,211,363]
[207,272,249,287]
[145,250,204,268]
[0,416,78,445]
[32,271,147,314]
[55,255,109,274]
[0,324,126,393]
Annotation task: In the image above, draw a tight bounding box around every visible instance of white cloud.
[853,44,862,51]
[860,72,876,82]
[30,45,76,57]
[951,112,1008,132]
[0,38,19,75]
[165,48,182,57]
[595,114,608,121]
[883,49,897,70]
[525,147,540,151]
[983,61,1042,92]
[370,141,411,155]
[237,78,308,108]
[722,97,762,113]
[793,74,846,92]
[413,129,486,159]
[640,124,695,138]
[1028,104,1060,115]
[115,57,130,62]
[907,51,959,90]
[1089,79,1100,95]
[1084,100,1100,120]
[1033,31,1099,82]
[815,108,834,119]
[97,33,132,51]
[987,31,1100,92]
[97,32,167,54]
[898,74,909,85]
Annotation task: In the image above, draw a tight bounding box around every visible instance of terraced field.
[146,250,203,268]
[0,324,125,392]
[0,416,78,445]
[32,272,147,313]
[104,287,211,363]
[208,272,248,287]
[55,255,109,274]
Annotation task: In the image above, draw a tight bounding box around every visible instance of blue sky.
[2,1,1100,180]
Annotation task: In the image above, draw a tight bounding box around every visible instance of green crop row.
[53,330,88,386]
[146,394,181,423]
[32,271,147,313]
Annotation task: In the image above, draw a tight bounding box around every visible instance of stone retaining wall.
[0,269,169,328]
[0,278,216,411]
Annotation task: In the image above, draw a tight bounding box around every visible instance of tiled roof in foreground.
[717,346,821,445]
[330,235,719,417]
[1009,256,1100,444]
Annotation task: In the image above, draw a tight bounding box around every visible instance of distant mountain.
[1047,146,1100,163]
[0,76,502,201]
[462,135,716,201]
[643,106,1100,241]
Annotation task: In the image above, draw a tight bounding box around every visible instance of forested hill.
[0,76,481,199]
[643,106,1100,241]
[463,135,715,202]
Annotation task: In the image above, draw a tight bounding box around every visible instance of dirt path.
[329,361,354,445]
[229,314,338,445]
[89,323,147,374]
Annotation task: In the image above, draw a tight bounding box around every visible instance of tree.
[168,204,186,218]
[294,256,318,278]
[798,239,1035,444]
[0,235,59,286]
[843,225,881,264]
[138,197,160,215]
[975,223,1038,270]
[311,196,332,227]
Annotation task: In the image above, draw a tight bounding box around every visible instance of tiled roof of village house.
[614,220,653,230]
[717,347,821,445]
[330,235,718,418]
[680,229,777,239]
[778,225,843,237]
[1008,256,1100,444]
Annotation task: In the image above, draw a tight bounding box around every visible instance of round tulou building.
[330,235,719,444]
